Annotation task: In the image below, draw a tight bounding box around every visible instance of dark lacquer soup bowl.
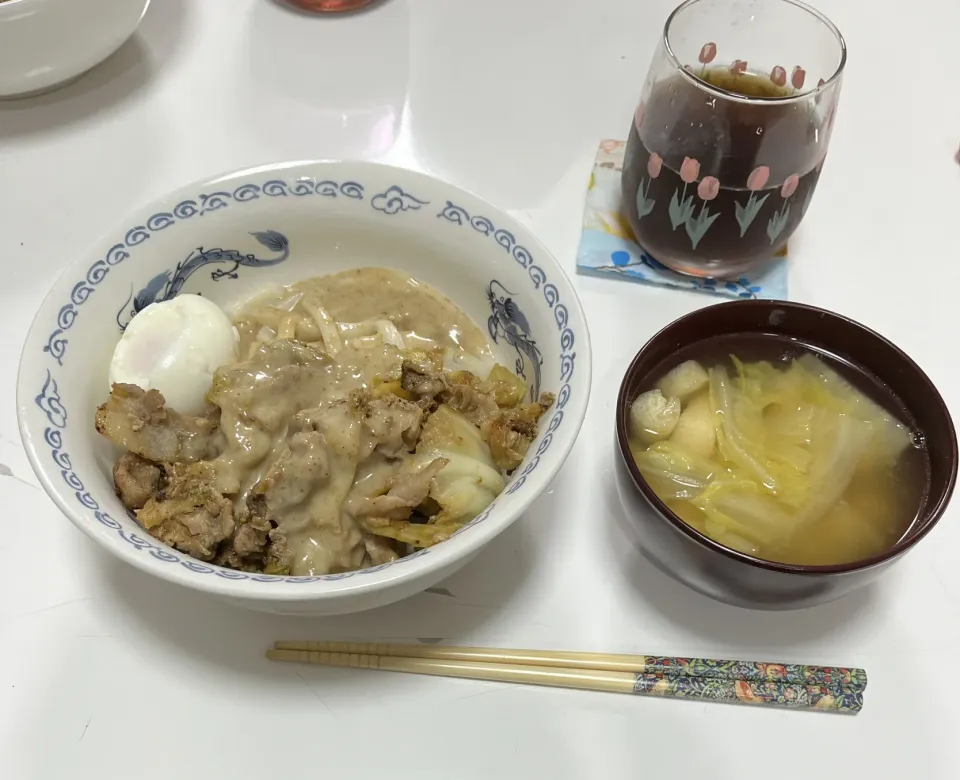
[614,300,958,610]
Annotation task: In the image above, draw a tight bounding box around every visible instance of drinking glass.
[622,0,845,277]
[284,0,379,12]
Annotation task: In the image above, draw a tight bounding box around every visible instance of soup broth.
[626,335,929,567]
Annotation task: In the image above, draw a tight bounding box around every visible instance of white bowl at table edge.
[0,0,150,99]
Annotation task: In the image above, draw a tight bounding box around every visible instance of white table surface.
[2,1,959,777]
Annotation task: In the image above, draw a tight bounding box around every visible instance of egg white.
[109,294,238,415]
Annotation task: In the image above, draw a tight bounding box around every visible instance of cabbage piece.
[416,404,504,524]
[485,364,527,408]
[787,410,873,534]
[417,450,505,524]
[797,354,912,468]
[712,362,812,493]
[631,440,719,500]
[714,360,877,505]
[667,496,759,555]
[482,400,549,472]
[726,359,818,474]
[709,367,780,491]
[359,516,464,548]
[647,441,722,480]
[657,360,709,401]
[692,479,794,548]
[629,389,682,444]
[442,348,497,380]
[760,401,815,472]
[418,404,493,464]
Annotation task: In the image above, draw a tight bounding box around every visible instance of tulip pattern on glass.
[767,173,800,245]
[635,152,662,220]
[686,175,722,249]
[735,166,771,236]
[698,41,717,77]
[668,156,702,231]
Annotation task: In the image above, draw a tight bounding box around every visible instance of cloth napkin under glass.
[576,140,789,300]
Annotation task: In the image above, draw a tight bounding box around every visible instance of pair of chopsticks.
[267,641,867,713]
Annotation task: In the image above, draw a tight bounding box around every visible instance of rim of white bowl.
[0,0,151,22]
[17,160,592,601]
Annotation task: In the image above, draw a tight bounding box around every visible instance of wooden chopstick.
[266,648,864,713]
[272,640,867,691]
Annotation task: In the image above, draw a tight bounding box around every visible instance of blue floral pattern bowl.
[17,161,592,615]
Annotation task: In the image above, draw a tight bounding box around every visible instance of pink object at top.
[285,0,378,11]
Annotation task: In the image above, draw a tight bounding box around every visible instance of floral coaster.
[575,140,788,300]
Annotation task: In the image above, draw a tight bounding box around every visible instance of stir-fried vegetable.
[442,348,497,380]
[415,404,505,526]
[486,364,528,407]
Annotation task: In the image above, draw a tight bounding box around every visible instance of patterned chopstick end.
[634,674,864,713]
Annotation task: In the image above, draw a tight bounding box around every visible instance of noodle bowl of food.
[18,161,590,614]
[614,300,957,610]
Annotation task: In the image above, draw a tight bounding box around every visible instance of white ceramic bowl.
[18,161,591,615]
[0,0,150,99]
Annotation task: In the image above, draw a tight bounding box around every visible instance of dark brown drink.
[623,68,826,277]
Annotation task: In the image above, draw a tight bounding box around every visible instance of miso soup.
[626,335,929,567]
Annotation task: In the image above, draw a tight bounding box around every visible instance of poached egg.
[109,294,238,415]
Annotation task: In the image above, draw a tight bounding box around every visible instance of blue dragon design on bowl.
[116,230,290,329]
[486,280,543,401]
